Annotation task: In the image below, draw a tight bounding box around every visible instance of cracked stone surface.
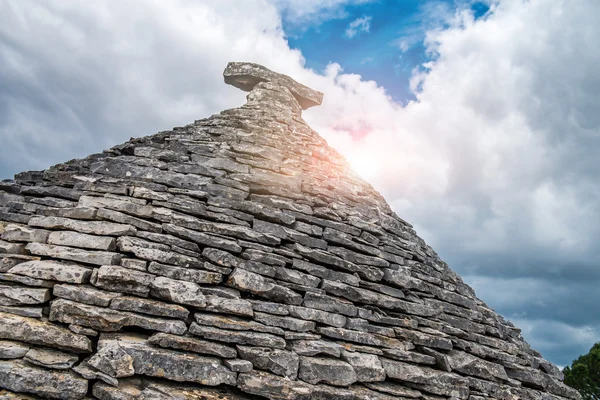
[0,62,578,400]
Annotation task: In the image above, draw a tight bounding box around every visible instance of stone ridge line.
[0,61,580,400]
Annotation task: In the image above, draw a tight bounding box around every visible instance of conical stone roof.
[0,62,579,400]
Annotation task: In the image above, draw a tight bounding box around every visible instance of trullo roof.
[0,62,579,400]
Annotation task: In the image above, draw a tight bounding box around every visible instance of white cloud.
[393,0,456,52]
[1,0,600,365]
[345,15,372,38]
[272,0,374,28]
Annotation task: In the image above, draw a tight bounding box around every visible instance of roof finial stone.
[223,62,323,110]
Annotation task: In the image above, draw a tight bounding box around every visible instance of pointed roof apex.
[223,62,323,110]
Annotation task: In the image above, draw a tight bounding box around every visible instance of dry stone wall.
[0,62,579,400]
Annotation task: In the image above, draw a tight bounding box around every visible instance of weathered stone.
[19,185,83,200]
[48,230,116,251]
[148,332,237,358]
[0,284,50,305]
[505,365,579,399]
[250,299,290,315]
[23,347,78,370]
[9,260,92,284]
[120,258,147,271]
[345,318,395,337]
[97,207,162,233]
[147,261,222,284]
[242,248,288,266]
[0,312,91,353]
[0,305,43,318]
[26,242,122,266]
[237,370,313,400]
[53,283,122,306]
[363,382,422,398]
[100,334,237,386]
[87,342,134,378]
[321,279,439,317]
[202,247,243,267]
[288,305,347,328]
[341,351,386,382]
[293,220,323,236]
[69,324,98,337]
[50,298,186,334]
[224,61,323,109]
[163,223,242,253]
[0,360,88,399]
[94,265,155,296]
[225,358,254,372]
[164,214,279,246]
[446,349,508,382]
[0,240,26,255]
[238,345,299,378]
[189,323,286,349]
[0,340,30,359]
[0,389,40,399]
[394,327,453,350]
[357,307,418,329]
[1,224,50,243]
[239,260,277,277]
[254,312,316,332]
[292,258,360,286]
[198,285,241,299]
[312,385,401,400]
[195,312,282,334]
[93,379,252,400]
[298,356,357,386]
[275,267,321,287]
[318,327,411,350]
[79,195,153,218]
[110,295,190,320]
[359,280,406,300]
[295,243,384,282]
[72,358,119,387]
[38,206,98,220]
[303,292,358,317]
[322,227,386,255]
[117,235,170,252]
[290,340,344,357]
[227,267,302,305]
[28,216,136,236]
[329,246,390,268]
[381,358,469,399]
[254,219,327,250]
[137,230,201,252]
[537,356,565,380]
[382,348,436,365]
[284,332,320,341]
[0,272,54,287]
[118,237,202,268]
[1,254,39,273]
[150,276,207,307]
[201,295,254,317]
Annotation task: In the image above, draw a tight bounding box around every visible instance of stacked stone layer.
[0,62,578,400]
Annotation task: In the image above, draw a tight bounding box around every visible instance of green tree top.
[563,342,600,400]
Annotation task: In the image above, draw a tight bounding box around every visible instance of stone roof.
[0,62,579,400]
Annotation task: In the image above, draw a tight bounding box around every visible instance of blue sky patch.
[285,0,491,103]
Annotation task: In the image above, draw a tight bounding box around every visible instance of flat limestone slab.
[0,359,88,399]
[0,312,91,353]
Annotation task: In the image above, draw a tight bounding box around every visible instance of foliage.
[563,342,600,400]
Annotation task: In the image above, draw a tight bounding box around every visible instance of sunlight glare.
[347,152,381,181]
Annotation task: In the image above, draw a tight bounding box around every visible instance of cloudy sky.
[1,0,599,367]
